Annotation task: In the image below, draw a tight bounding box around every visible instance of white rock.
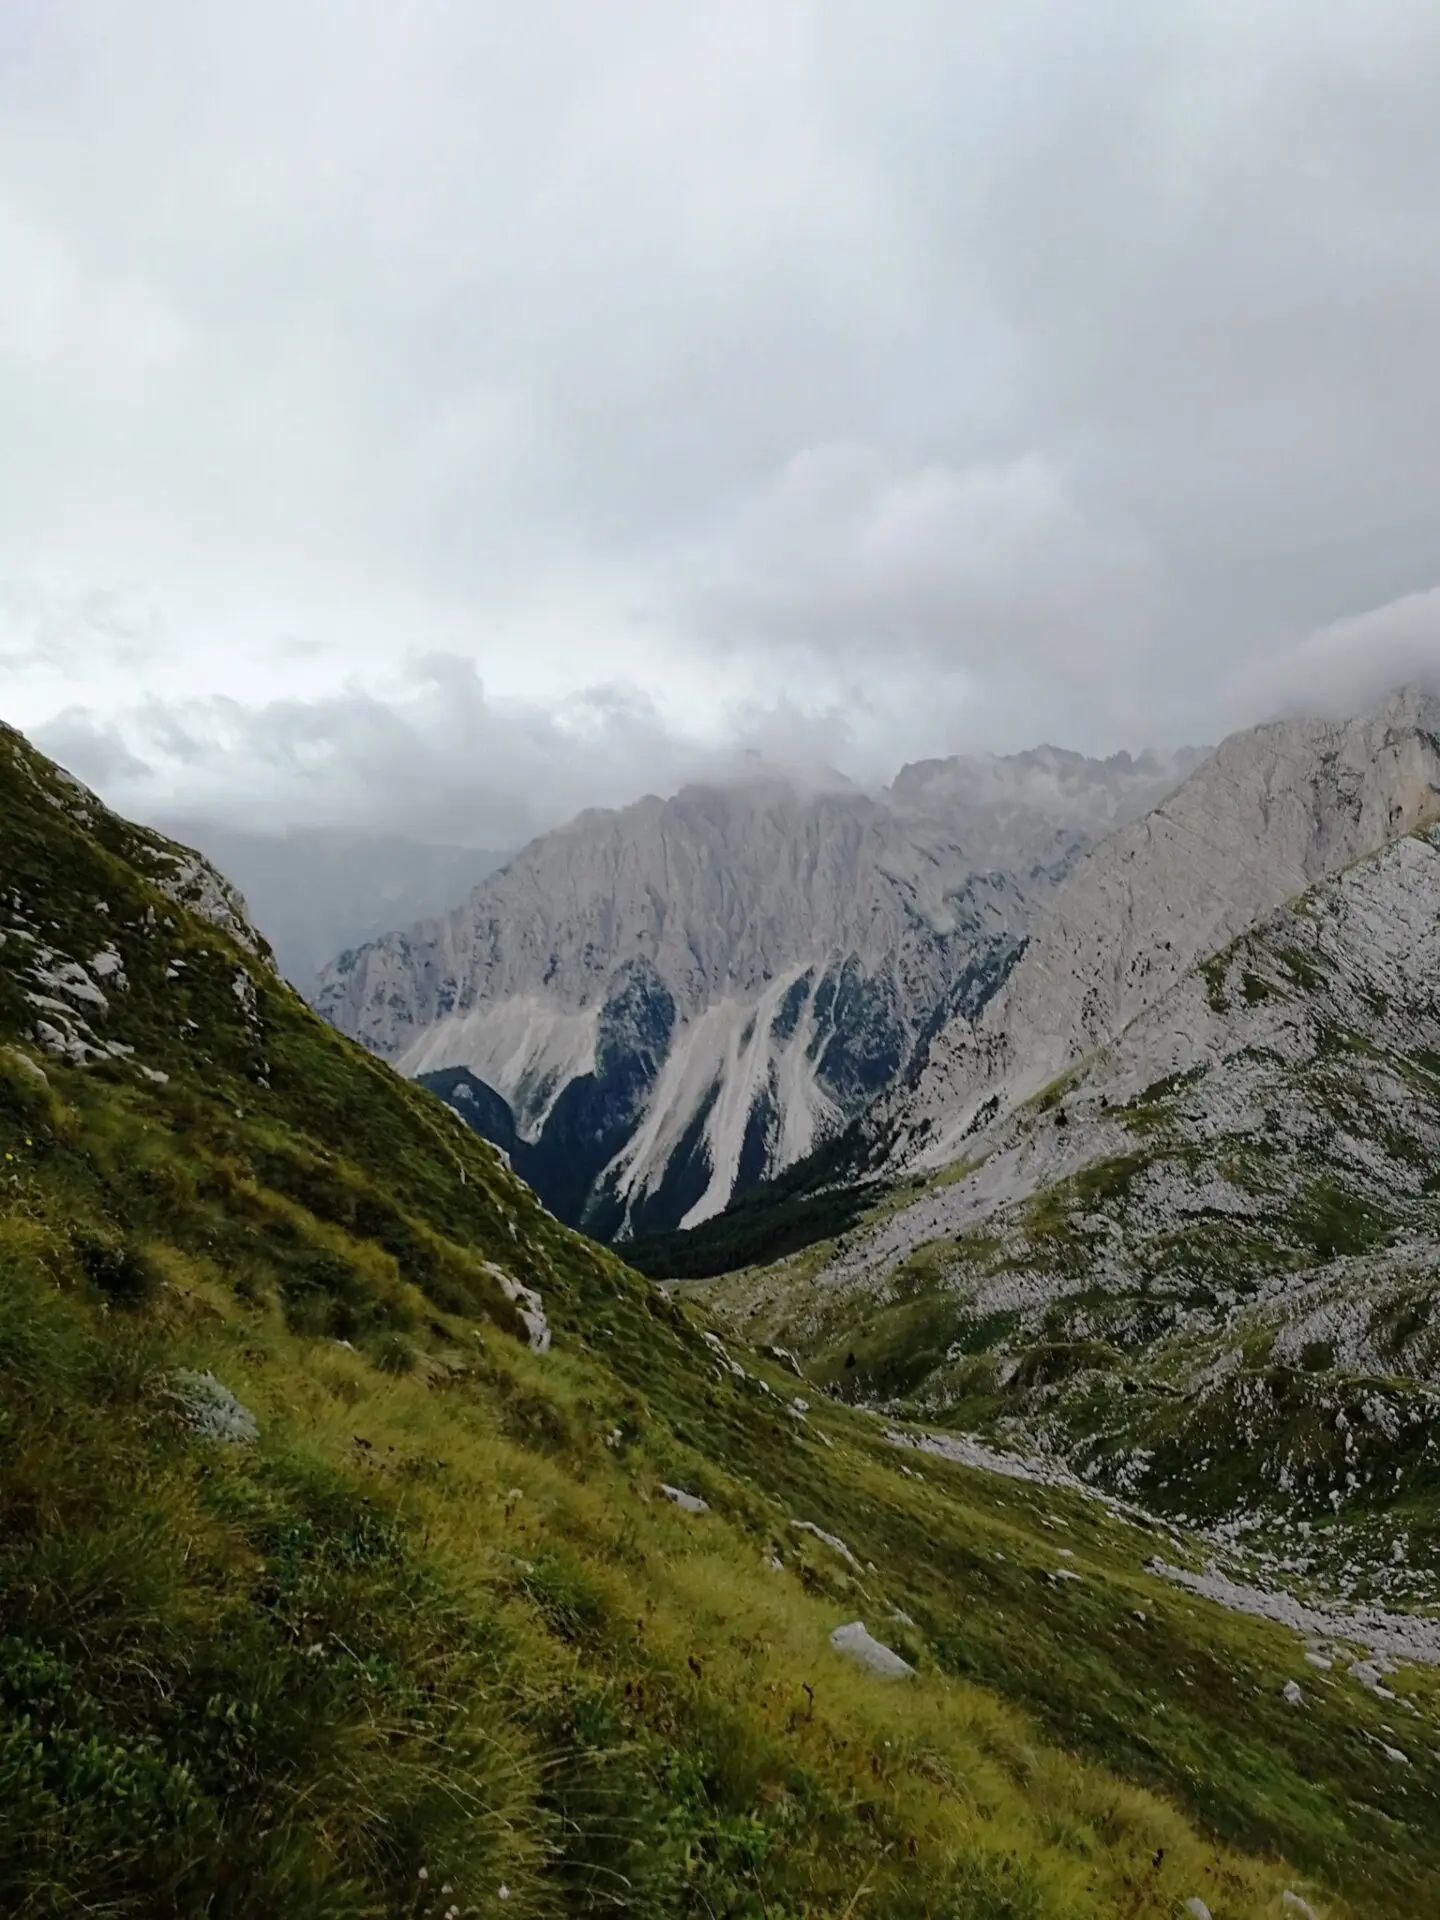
[1283,1679,1304,1707]
[152,849,267,959]
[791,1520,860,1567]
[661,1485,708,1514]
[483,1262,551,1354]
[829,1622,915,1678]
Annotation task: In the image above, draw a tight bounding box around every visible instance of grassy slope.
[0,723,1432,1917]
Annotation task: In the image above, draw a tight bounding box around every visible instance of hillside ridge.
[704,805,1440,1620]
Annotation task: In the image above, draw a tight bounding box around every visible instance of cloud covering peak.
[5,1,1440,835]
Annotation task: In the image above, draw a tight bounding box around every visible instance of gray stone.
[168,1370,259,1446]
[661,1484,708,1515]
[830,1622,915,1678]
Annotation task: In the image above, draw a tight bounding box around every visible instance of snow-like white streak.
[774,986,842,1169]
[396,963,844,1225]
[602,964,840,1229]
[395,997,599,1140]
[604,1004,738,1210]
[681,971,805,1229]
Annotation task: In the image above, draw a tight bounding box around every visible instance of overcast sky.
[5,1,1440,843]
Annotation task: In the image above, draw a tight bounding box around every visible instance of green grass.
[3,1070,1362,1920]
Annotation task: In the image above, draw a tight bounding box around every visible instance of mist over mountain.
[11,709,1434,1915]
[155,820,508,993]
[13,1,1440,1909]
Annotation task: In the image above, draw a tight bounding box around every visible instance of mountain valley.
[6,702,1440,1915]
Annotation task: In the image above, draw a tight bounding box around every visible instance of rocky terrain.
[887,689,1440,1171]
[701,697,1440,1602]
[315,747,1192,1235]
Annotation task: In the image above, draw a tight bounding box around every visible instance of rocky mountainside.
[157,820,505,993]
[886,689,1440,1172]
[706,740,1440,1596]
[316,748,1191,1236]
[7,716,1420,1917]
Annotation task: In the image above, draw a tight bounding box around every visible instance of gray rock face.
[829,1621,915,1678]
[821,806,1440,1308]
[891,689,1440,1171]
[764,805,1440,1564]
[315,751,1190,1235]
[2,725,273,968]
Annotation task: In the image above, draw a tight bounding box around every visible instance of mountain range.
[889,689,1440,1170]
[315,746,1196,1235]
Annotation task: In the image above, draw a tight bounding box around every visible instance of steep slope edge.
[157,819,507,993]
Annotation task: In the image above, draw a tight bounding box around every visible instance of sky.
[4,1,1440,845]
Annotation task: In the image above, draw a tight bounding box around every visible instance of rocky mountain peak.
[891,688,1440,1171]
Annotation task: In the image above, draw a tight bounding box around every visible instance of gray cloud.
[5,2,1440,827]
[680,444,1161,724]
[1234,589,1440,723]
[34,656,868,846]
